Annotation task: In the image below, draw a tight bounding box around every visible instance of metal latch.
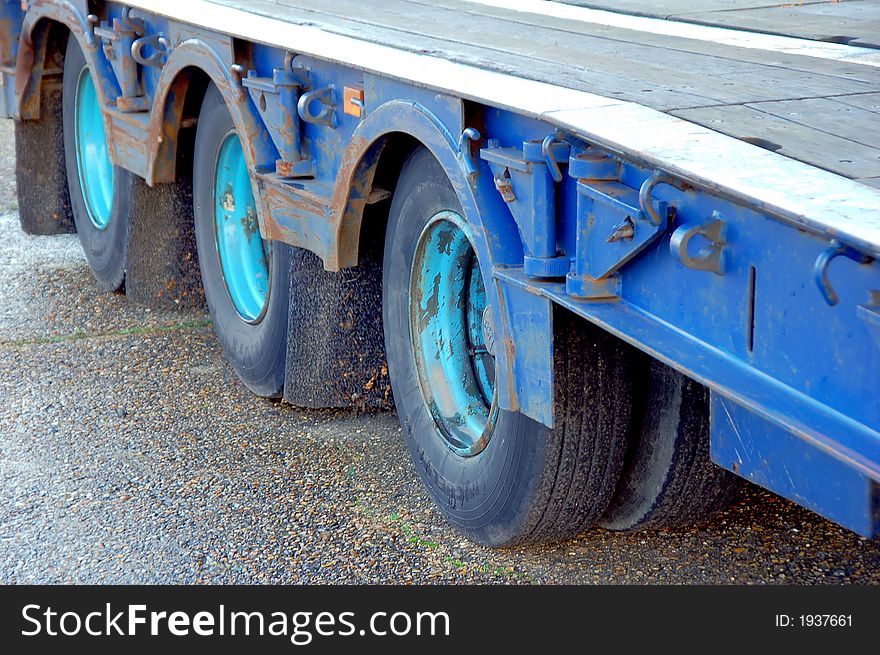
[565,169,674,300]
[241,57,314,179]
[131,34,170,69]
[813,240,873,306]
[670,212,728,275]
[480,136,571,279]
[298,85,337,128]
[93,7,163,112]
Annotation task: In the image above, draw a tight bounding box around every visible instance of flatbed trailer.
[1,0,879,545]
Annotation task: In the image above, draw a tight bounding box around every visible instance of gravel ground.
[0,119,878,584]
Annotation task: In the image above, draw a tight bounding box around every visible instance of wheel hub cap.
[409,211,497,457]
[74,68,115,230]
[214,132,270,322]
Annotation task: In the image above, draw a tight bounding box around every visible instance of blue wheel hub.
[74,68,115,230]
[214,131,270,322]
[410,211,497,457]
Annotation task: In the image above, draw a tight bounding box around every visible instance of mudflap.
[15,82,75,235]
[282,225,391,410]
[126,173,204,309]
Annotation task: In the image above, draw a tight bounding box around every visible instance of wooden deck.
[221,0,880,188]
[566,1,880,48]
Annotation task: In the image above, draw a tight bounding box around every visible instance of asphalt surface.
[0,120,879,584]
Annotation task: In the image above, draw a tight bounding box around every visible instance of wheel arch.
[335,130,419,268]
[145,64,210,185]
[328,99,525,414]
[144,40,277,187]
[16,2,114,121]
[330,99,521,273]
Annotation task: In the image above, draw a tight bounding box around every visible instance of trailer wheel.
[62,38,133,291]
[383,147,633,546]
[193,86,290,398]
[600,361,740,531]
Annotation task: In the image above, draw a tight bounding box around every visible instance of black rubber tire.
[193,86,290,398]
[62,38,133,291]
[383,147,634,547]
[600,360,741,531]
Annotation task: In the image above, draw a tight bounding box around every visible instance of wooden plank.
[560,1,815,19]
[561,1,880,47]
[231,0,717,110]
[262,0,876,106]
[833,92,880,112]
[434,0,880,84]
[744,97,880,149]
[234,0,720,109]
[670,2,880,48]
[672,104,880,178]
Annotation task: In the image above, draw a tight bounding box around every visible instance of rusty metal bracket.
[131,34,170,69]
[814,240,873,306]
[297,85,337,128]
[85,14,100,49]
[565,164,672,299]
[242,65,314,179]
[94,7,150,112]
[670,212,728,275]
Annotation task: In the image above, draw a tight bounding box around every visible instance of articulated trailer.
[2,0,879,546]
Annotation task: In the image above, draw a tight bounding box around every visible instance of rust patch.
[258,175,330,260]
[329,132,382,271]
[495,288,520,412]
[14,25,39,117]
[242,204,259,240]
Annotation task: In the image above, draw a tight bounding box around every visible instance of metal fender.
[17,0,115,120]
[144,38,277,190]
[330,98,552,423]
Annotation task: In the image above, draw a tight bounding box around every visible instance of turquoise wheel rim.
[410,211,497,457]
[214,131,270,323]
[74,68,115,230]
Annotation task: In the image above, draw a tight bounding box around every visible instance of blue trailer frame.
[2,0,879,537]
